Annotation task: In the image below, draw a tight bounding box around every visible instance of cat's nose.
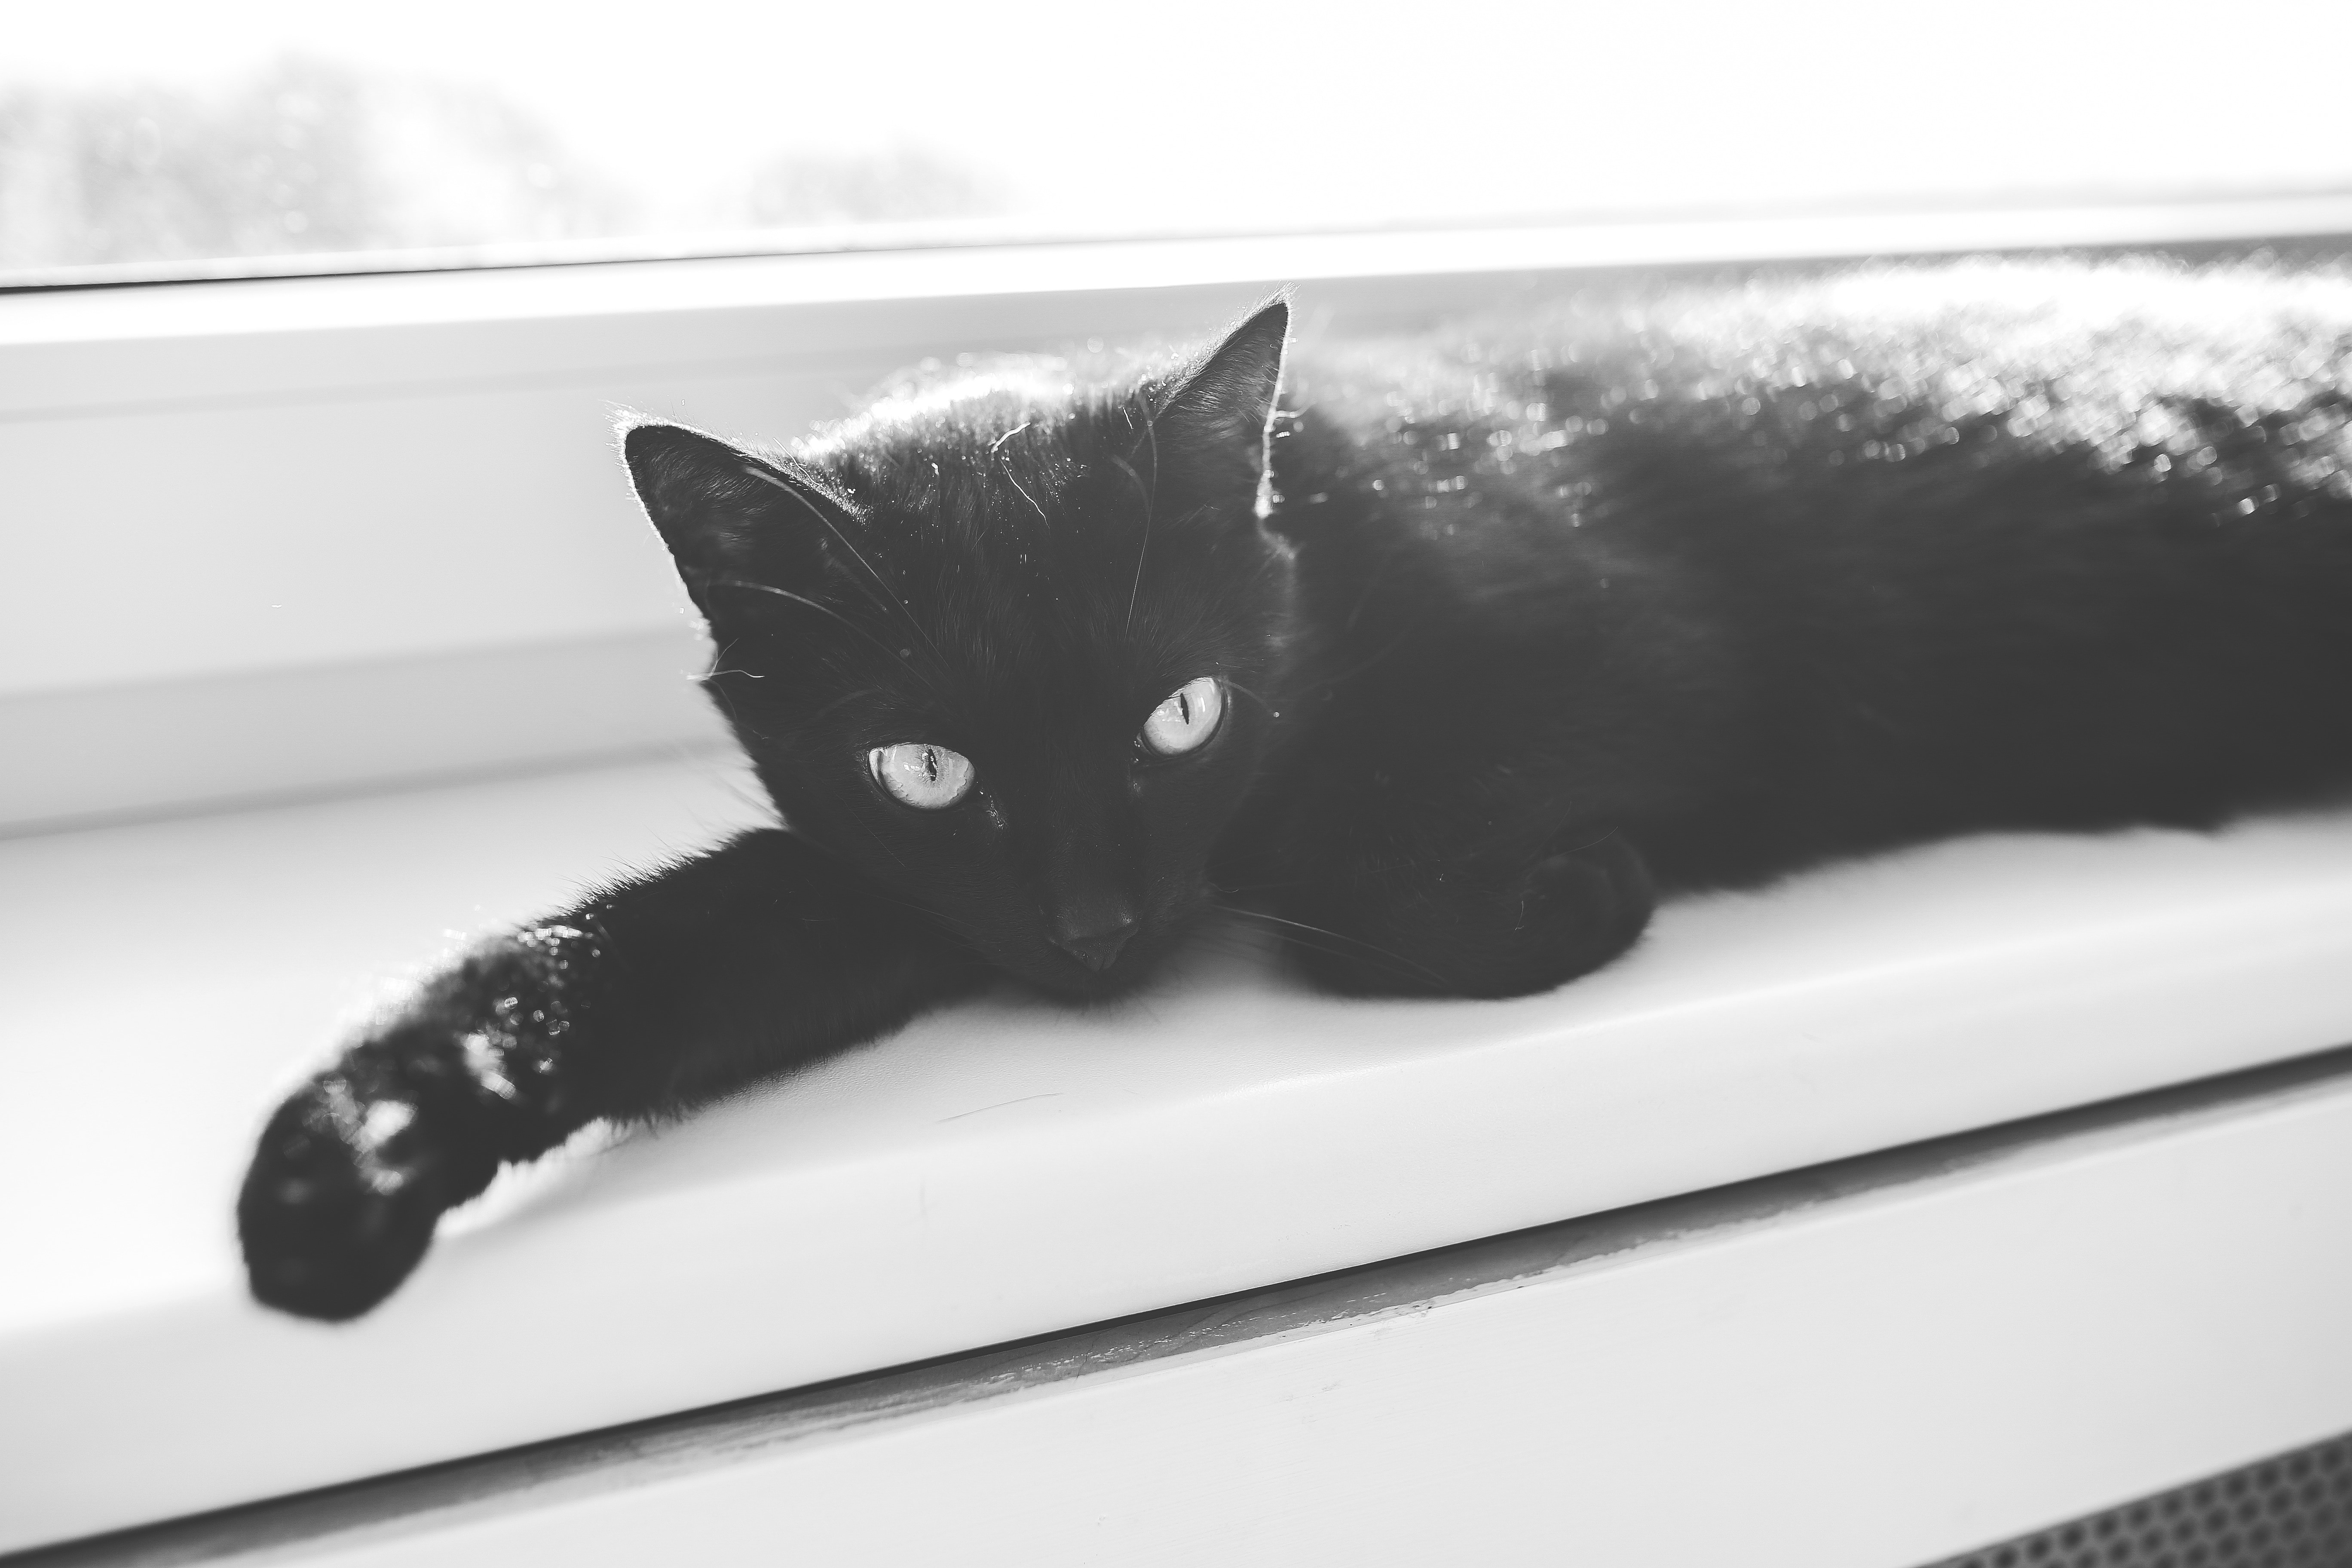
[1049,902,1139,971]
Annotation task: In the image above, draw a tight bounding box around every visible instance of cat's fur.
[240,260,2352,1319]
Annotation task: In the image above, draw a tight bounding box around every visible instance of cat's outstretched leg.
[237,830,987,1320]
[1268,825,1656,999]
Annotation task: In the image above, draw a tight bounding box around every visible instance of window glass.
[4,0,2346,285]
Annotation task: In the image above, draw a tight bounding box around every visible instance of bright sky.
[6,0,2351,231]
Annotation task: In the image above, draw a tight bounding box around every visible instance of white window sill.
[20,1048,2352,1568]
[11,205,2352,1556]
[4,750,2349,1552]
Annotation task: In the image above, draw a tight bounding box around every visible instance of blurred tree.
[0,57,631,272]
[0,55,1009,276]
[741,145,1003,227]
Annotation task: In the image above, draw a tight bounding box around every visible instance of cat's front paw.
[237,1081,474,1321]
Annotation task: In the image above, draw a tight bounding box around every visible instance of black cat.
[240,263,2352,1320]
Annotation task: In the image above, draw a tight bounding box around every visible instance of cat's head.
[624,300,1296,998]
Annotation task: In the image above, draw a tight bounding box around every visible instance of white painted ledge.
[25,1057,2352,1568]
[3,753,2351,1552]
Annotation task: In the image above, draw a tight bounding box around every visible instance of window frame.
[8,191,2352,832]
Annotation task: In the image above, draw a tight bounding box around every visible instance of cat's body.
[1250,264,2352,982]
[241,260,2352,1319]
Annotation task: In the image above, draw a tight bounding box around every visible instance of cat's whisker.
[1206,878,1310,896]
[1211,919,1433,988]
[1001,467,1053,529]
[1213,904,1449,988]
[1106,452,1156,637]
[1106,452,1151,510]
[711,770,781,823]
[802,685,888,726]
[1135,385,1161,493]
[1181,932,1276,967]
[704,633,769,683]
[1124,388,1162,636]
[704,578,945,698]
[1220,677,1279,718]
[698,642,756,732]
[739,463,947,668]
[985,431,1056,530]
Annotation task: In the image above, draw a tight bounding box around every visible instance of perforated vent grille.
[1927,1430,2352,1568]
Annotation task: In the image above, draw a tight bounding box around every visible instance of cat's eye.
[1141,677,1225,756]
[869,742,975,809]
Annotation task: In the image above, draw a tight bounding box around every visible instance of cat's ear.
[620,419,839,612]
[1151,297,1289,501]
